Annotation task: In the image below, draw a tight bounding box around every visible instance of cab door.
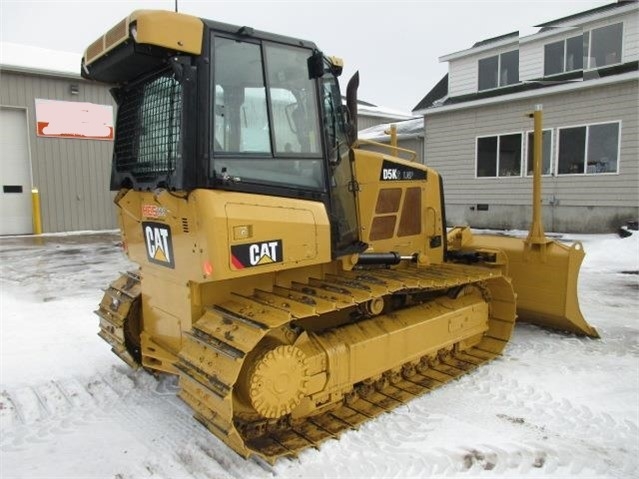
[321,77,361,255]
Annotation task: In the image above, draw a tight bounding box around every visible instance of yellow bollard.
[31,188,42,235]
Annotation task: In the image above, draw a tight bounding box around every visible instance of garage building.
[1,42,117,235]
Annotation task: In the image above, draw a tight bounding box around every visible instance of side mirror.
[308,50,324,79]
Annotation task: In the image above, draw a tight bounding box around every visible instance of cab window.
[211,36,324,190]
[213,38,270,153]
[265,45,322,155]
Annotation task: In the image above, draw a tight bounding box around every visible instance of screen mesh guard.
[114,72,182,184]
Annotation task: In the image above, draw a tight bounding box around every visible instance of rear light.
[203,261,213,277]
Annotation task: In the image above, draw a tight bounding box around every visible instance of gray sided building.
[414,1,639,233]
[0,43,116,234]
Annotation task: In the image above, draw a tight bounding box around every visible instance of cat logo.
[231,239,283,269]
[142,222,175,268]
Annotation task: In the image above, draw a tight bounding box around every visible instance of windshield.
[211,37,324,190]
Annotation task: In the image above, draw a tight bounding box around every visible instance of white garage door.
[0,108,33,235]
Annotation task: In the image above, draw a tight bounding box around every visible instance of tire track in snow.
[1,358,635,478]
[0,391,19,428]
[509,324,639,360]
[1,368,267,479]
[468,364,637,441]
[0,376,119,452]
[456,363,638,477]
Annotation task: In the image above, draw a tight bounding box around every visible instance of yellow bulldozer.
[85,10,598,463]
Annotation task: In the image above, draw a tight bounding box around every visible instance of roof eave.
[439,37,519,63]
[521,2,639,44]
[415,71,638,115]
[0,64,81,79]
[535,1,637,28]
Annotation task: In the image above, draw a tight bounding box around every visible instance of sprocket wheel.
[247,345,310,419]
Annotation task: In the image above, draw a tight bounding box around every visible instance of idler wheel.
[248,345,309,419]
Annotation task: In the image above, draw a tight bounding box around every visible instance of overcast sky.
[0,0,611,111]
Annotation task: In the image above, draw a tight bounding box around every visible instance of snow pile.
[1,231,637,478]
[578,233,639,272]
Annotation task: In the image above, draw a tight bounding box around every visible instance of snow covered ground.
[1,231,637,479]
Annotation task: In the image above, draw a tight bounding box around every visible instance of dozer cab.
[86,10,598,463]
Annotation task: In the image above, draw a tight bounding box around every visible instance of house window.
[544,35,584,76]
[478,56,499,90]
[588,23,623,68]
[544,23,623,76]
[500,50,519,86]
[476,133,522,177]
[478,50,519,91]
[526,130,553,176]
[477,136,497,176]
[557,122,620,175]
[544,41,564,76]
[566,35,585,71]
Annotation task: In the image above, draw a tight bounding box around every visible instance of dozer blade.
[451,106,598,338]
[468,233,599,338]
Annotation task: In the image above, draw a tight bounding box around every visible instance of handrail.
[356,138,418,162]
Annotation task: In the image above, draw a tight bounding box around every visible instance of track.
[239,343,498,459]
[175,263,517,463]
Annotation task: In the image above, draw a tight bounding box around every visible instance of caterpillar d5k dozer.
[86,10,597,463]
